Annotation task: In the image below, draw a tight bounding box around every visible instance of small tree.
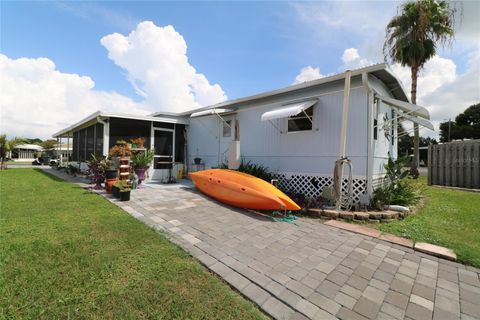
[0,135,27,169]
[439,103,480,142]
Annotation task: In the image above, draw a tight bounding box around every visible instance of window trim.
[286,105,314,133]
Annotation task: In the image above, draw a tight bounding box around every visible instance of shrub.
[237,159,273,182]
[372,155,419,208]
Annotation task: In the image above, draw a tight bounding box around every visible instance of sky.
[1,1,479,140]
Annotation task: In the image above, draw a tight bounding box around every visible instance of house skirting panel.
[273,172,367,203]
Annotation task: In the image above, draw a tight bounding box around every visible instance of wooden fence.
[428,140,480,189]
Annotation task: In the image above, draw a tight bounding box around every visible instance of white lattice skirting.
[274,173,367,203]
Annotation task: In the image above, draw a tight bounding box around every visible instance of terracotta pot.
[105,178,118,194]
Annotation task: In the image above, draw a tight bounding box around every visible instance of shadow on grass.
[34,168,67,182]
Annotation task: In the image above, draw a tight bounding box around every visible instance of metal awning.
[377,95,430,119]
[261,100,317,121]
[190,108,234,118]
[400,113,435,131]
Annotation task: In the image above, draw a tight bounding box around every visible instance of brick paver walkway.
[44,167,479,320]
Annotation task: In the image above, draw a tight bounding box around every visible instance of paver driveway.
[108,183,480,320]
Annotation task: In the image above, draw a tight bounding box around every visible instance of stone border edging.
[324,220,457,261]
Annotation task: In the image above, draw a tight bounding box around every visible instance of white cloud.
[100,21,227,113]
[390,53,479,138]
[0,54,149,139]
[293,66,324,84]
[341,48,372,70]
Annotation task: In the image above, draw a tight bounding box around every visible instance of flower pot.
[120,191,131,201]
[105,178,117,194]
[105,169,118,179]
[112,185,121,198]
[135,168,146,184]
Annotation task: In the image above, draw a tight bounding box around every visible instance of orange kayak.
[189,169,300,210]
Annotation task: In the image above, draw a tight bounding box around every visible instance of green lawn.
[0,169,266,319]
[375,177,480,268]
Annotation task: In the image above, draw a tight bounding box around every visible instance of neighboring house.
[52,143,73,161]
[53,64,433,201]
[10,144,43,161]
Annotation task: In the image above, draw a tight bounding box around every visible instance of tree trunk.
[411,65,420,169]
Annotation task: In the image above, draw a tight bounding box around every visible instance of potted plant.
[86,155,106,189]
[104,159,118,180]
[130,137,146,149]
[120,188,131,201]
[112,180,129,198]
[131,149,154,184]
[109,142,132,165]
[194,157,202,165]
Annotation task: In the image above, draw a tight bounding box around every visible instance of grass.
[374,176,480,268]
[0,169,266,319]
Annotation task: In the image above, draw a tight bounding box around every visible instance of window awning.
[261,100,317,121]
[400,113,435,131]
[190,108,234,118]
[377,95,430,119]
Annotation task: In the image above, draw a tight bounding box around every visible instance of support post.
[334,70,352,210]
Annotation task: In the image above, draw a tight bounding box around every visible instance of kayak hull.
[189,169,300,210]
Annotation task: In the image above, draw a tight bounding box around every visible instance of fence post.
[427,145,433,186]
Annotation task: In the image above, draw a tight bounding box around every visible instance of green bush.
[372,155,419,208]
[221,159,273,182]
[237,160,273,182]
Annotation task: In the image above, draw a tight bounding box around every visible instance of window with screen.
[287,106,313,132]
[86,126,95,160]
[223,120,231,137]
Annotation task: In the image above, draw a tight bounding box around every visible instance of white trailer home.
[155,63,433,202]
[53,63,432,203]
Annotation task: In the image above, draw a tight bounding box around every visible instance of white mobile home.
[165,63,432,202]
[53,64,433,202]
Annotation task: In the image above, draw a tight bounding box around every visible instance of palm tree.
[384,0,456,168]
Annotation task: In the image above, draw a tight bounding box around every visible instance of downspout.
[96,117,109,157]
[362,72,374,197]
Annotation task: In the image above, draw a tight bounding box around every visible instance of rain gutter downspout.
[362,72,374,197]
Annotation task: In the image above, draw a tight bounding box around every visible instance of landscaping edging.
[308,208,411,223]
[324,220,457,261]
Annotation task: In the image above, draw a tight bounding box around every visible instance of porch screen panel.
[86,125,95,160]
[154,130,173,169]
[109,118,151,149]
[175,124,185,163]
[72,131,79,161]
[78,128,86,162]
[95,123,104,156]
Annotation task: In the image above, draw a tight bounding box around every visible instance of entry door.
[152,128,175,180]
[218,116,234,166]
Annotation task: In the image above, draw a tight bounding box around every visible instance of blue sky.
[1,1,479,138]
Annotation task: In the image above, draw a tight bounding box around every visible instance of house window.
[374,119,378,140]
[288,106,313,132]
[223,120,231,137]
